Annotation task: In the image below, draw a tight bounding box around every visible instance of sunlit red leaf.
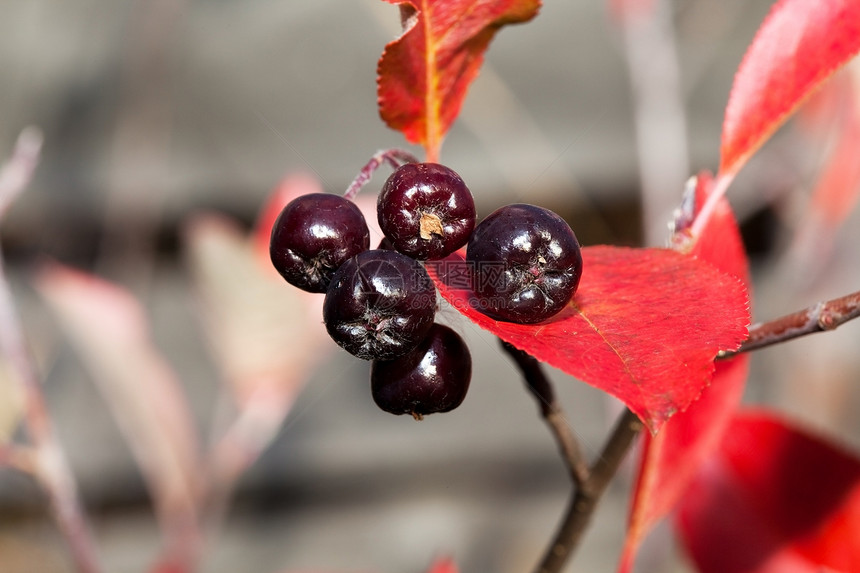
[377,0,540,161]
[427,244,749,432]
[719,0,860,178]
[677,409,860,573]
[619,173,752,572]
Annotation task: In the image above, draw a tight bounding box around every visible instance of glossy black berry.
[371,323,471,419]
[466,204,582,324]
[323,249,437,360]
[377,163,476,260]
[270,193,370,293]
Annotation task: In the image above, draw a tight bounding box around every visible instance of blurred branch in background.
[0,128,104,573]
[613,0,689,246]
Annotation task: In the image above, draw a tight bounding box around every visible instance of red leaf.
[427,244,749,432]
[677,410,860,573]
[809,88,860,227]
[619,172,752,571]
[719,0,860,178]
[377,0,540,161]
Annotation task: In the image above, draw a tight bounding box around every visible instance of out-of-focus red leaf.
[377,0,540,161]
[677,409,860,573]
[36,265,201,552]
[795,70,853,136]
[185,213,334,484]
[719,0,860,178]
[427,244,749,432]
[619,172,751,572]
[426,556,458,573]
[809,92,860,227]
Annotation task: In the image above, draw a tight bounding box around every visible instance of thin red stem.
[343,149,420,201]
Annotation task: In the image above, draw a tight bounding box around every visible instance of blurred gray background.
[3,1,860,572]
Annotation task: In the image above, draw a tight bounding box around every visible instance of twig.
[342,148,420,200]
[718,288,860,359]
[499,340,644,572]
[499,340,588,487]
[534,409,643,573]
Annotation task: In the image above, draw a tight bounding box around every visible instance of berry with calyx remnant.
[323,249,436,360]
[270,193,370,293]
[371,323,471,419]
[466,204,582,324]
[377,163,475,260]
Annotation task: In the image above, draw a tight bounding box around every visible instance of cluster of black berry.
[269,161,583,418]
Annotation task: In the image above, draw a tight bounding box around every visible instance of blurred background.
[1,0,860,572]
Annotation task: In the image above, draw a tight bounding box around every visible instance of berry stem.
[499,340,588,487]
[343,148,420,201]
[718,287,860,359]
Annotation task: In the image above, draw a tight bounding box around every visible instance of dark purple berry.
[270,193,370,293]
[371,323,471,419]
[377,163,476,260]
[323,249,436,360]
[466,204,583,324]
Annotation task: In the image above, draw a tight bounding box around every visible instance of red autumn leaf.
[619,172,752,572]
[377,0,540,161]
[719,0,860,178]
[427,244,749,432]
[677,409,860,573]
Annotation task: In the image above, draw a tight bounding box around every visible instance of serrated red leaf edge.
[619,171,752,572]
